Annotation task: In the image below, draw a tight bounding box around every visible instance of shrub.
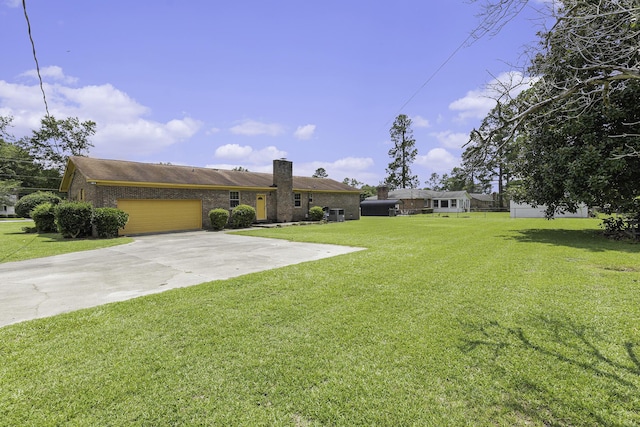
[209,208,230,231]
[309,206,325,221]
[31,202,57,233]
[231,204,256,229]
[15,191,61,218]
[55,201,93,238]
[421,208,434,214]
[92,207,129,238]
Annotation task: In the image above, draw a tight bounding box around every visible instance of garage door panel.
[117,199,202,235]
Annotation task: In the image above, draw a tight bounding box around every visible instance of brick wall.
[273,159,293,222]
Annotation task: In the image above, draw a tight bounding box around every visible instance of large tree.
[469,0,640,214]
[512,80,640,216]
[465,101,520,207]
[1,115,93,196]
[472,0,640,148]
[385,114,419,189]
[18,115,96,174]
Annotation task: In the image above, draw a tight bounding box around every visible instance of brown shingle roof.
[61,156,359,193]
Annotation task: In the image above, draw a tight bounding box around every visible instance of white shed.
[510,201,589,218]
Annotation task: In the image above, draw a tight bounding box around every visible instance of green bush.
[92,207,129,238]
[231,204,256,229]
[421,208,434,214]
[55,201,93,238]
[209,208,230,231]
[15,191,61,218]
[31,202,57,233]
[309,206,325,221]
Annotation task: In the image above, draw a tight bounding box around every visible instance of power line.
[0,174,62,181]
[22,0,50,117]
[386,2,528,127]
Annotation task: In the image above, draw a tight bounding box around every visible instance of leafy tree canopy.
[18,115,96,174]
[468,0,640,215]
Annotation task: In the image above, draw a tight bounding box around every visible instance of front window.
[294,193,301,207]
[440,200,449,208]
[230,191,240,208]
[433,200,439,208]
[451,199,457,208]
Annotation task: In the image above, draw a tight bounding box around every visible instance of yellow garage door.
[117,199,202,235]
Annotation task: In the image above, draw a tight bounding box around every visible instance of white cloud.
[214,143,253,159]
[3,0,21,8]
[0,68,203,157]
[56,84,149,122]
[213,143,287,165]
[415,148,459,173]
[295,157,375,181]
[449,71,537,121]
[92,117,202,157]
[412,115,430,128]
[20,66,78,85]
[229,119,285,136]
[293,124,316,140]
[432,130,470,149]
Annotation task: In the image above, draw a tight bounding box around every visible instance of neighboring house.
[429,190,471,213]
[1,195,17,216]
[510,201,590,218]
[360,199,403,216]
[362,186,471,215]
[469,193,495,210]
[60,157,361,234]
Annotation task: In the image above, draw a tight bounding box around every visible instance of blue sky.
[1,0,546,185]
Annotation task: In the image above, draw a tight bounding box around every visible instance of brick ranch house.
[362,186,471,215]
[60,157,361,235]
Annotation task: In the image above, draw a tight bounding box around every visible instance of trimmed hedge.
[231,204,256,229]
[309,206,325,221]
[93,207,129,238]
[15,191,61,218]
[31,202,57,233]
[55,201,93,238]
[209,208,230,231]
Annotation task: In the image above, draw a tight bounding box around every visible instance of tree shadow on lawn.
[506,228,640,253]
[459,314,640,425]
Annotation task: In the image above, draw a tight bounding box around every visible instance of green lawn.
[1,214,639,426]
[0,221,133,263]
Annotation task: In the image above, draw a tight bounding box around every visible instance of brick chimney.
[377,185,389,200]
[273,159,293,222]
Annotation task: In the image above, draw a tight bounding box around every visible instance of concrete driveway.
[0,231,363,327]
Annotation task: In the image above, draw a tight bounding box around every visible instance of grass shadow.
[459,314,640,425]
[506,228,640,253]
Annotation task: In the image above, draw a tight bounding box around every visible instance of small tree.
[385,114,419,189]
[312,168,328,178]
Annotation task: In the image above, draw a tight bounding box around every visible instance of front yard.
[1,214,638,425]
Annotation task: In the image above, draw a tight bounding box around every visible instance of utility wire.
[386,2,528,127]
[22,0,50,117]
